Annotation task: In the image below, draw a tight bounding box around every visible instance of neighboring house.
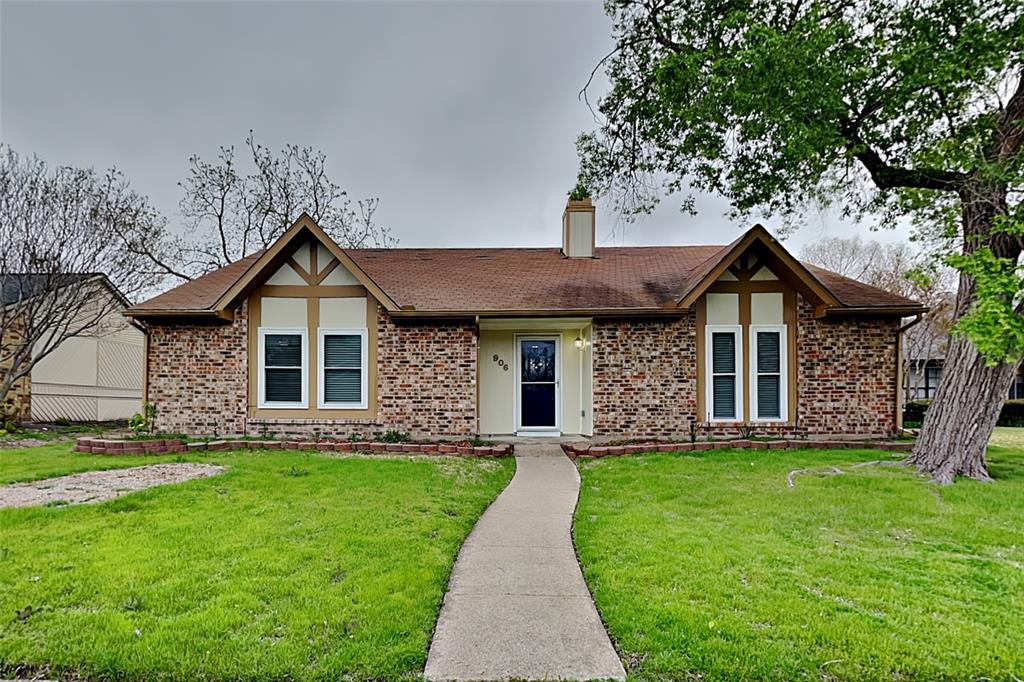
[903,318,1024,401]
[124,204,926,440]
[903,317,949,400]
[907,355,1024,401]
[0,274,144,422]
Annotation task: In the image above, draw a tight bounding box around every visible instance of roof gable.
[213,214,399,314]
[674,225,841,309]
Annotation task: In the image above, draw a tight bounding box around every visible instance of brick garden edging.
[74,437,514,457]
[562,438,914,459]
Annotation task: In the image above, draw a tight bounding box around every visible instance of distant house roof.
[125,215,925,320]
[1,273,126,307]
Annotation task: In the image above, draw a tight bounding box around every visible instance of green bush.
[904,399,1024,427]
[1001,400,1024,427]
[380,430,409,443]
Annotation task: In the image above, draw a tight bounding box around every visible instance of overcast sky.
[1,0,910,252]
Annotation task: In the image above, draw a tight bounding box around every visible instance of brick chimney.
[562,197,595,258]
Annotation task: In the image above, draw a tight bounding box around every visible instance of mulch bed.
[0,463,225,508]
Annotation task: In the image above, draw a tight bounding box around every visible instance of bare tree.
[0,146,165,420]
[800,236,956,404]
[143,132,396,281]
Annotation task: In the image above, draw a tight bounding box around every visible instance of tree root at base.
[785,459,910,489]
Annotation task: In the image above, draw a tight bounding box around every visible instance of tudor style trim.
[214,213,400,315]
[676,225,841,311]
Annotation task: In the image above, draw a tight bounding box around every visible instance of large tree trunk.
[909,183,1021,484]
[909,335,1016,483]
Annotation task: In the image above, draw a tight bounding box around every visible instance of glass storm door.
[518,337,558,430]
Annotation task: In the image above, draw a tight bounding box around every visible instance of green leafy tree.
[578,0,1023,483]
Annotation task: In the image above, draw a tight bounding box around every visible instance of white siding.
[30,287,143,421]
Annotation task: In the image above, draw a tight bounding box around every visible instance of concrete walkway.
[425,443,625,681]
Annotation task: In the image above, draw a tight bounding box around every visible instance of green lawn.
[575,439,1024,681]
[0,443,177,484]
[0,446,514,680]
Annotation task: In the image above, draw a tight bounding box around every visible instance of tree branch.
[845,130,966,192]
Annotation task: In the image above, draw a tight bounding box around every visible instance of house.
[1,274,144,422]
[124,203,926,440]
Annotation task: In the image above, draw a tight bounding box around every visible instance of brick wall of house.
[144,296,896,439]
[146,302,477,438]
[592,315,698,437]
[146,303,248,436]
[376,310,477,437]
[252,309,478,439]
[590,302,899,439]
[797,296,899,436]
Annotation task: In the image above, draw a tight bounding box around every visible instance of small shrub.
[903,400,931,424]
[380,430,409,443]
[348,432,364,442]
[128,402,157,436]
[568,180,590,201]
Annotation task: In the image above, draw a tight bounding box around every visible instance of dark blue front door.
[519,338,557,428]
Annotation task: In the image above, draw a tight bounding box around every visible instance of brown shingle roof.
[345,246,725,312]
[127,252,263,313]
[806,264,920,309]
[127,242,923,317]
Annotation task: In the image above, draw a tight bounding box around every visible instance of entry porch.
[477,318,593,438]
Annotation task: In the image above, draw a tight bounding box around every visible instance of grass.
[990,425,1024,449]
[0,446,514,680]
[575,438,1024,682]
[0,444,179,484]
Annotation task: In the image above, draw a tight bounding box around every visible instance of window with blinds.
[751,326,786,420]
[319,329,367,408]
[260,330,306,407]
[708,329,740,420]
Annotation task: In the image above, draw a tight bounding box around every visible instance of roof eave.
[815,305,929,318]
[387,306,689,319]
[123,308,234,322]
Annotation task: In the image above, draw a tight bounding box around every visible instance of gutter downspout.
[896,314,924,434]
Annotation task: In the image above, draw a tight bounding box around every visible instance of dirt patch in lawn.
[0,463,225,508]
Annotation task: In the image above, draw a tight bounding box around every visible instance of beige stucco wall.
[262,297,307,327]
[320,297,367,328]
[478,326,588,435]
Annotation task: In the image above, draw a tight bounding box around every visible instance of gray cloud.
[1,0,910,253]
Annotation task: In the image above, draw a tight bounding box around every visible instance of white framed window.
[749,325,787,421]
[318,328,368,409]
[258,327,308,408]
[705,325,743,422]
